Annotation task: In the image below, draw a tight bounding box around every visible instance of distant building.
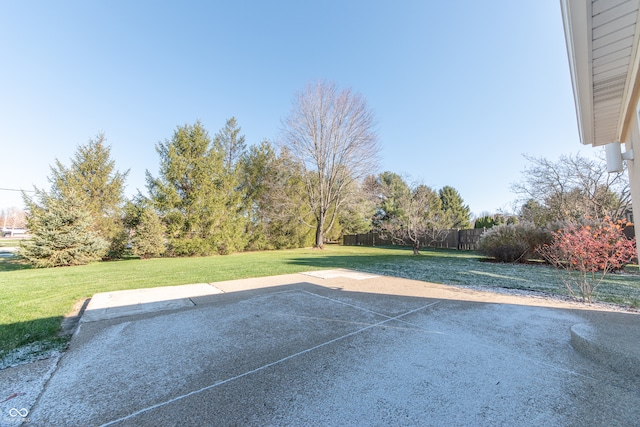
[1,227,27,237]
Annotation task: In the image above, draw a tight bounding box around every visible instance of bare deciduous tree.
[385,187,450,255]
[1,207,26,230]
[281,81,380,247]
[512,153,630,224]
[372,172,453,255]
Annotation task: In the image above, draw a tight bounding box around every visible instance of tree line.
[20,127,472,266]
[18,81,631,267]
[16,83,341,264]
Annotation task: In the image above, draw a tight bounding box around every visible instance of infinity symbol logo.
[9,408,28,417]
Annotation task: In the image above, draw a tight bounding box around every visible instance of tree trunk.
[315,215,324,248]
[412,243,420,255]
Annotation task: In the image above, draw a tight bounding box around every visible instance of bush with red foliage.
[539,218,636,302]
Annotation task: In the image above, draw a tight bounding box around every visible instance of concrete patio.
[2,270,639,426]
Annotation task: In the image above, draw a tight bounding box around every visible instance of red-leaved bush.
[539,218,636,302]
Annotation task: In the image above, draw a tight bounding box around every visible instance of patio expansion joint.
[295,288,445,334]
[97,297,442,427]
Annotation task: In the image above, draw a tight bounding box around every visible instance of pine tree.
[262,147,315,249]
[21,189,107,267]
[474,215,497,229]
[50,133,129,257]
[147,121,221,255]
[240,140,277,250]
[240,141,314,249]
[374,173,452,254]
[439,186,471,229]
[215,117,246,172]
[212,118,248,253]
[131,208,166,259]
[147,120,251,255]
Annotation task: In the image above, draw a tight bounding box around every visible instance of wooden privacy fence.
[457,228,486,250]
[343,228,486,250]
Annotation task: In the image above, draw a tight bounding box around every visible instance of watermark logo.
[9,408,28,418]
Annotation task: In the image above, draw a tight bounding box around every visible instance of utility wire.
[0,188,35,193]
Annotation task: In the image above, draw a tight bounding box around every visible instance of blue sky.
[0,1,597,216]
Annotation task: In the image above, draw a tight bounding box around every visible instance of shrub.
[131,209,166,259]
[167,237,214,257]
[538,218,636,302]
[478,223,551,263]
[106,228,130,259]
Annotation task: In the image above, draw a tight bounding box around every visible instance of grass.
[0,238,23,247]
[2,245,640,366]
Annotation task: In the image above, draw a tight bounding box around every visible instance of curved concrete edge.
[570,323,640,379]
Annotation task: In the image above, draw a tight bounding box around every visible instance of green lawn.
[2,245,640,366]
[0,238,23,247]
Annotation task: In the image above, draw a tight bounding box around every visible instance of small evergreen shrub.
[131,209,166,259]
[479,223,551,263]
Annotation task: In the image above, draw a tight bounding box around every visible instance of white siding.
[590,0,640,145]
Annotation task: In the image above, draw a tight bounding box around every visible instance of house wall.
[623,109,640,260]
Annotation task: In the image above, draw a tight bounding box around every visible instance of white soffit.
[561,0,640,146]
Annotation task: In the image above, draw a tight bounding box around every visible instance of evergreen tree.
[374,173,452,254]
[213,118,248,253]
[131,208,166,259]
[333,180,377,238]
[240,141,314,249]
[147,121,220,255]
[215,117,247,172]
[519,199,547,226]
[439,186,471,229]
[147,120,248,255]
[21,189,107,267]
[474,213,516,229]
[474,215,497,229]
[240,140,278,250]
[50,133,129,257]
[122,194,148,231]
[375,171,411,224]
[269,148,316,248]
